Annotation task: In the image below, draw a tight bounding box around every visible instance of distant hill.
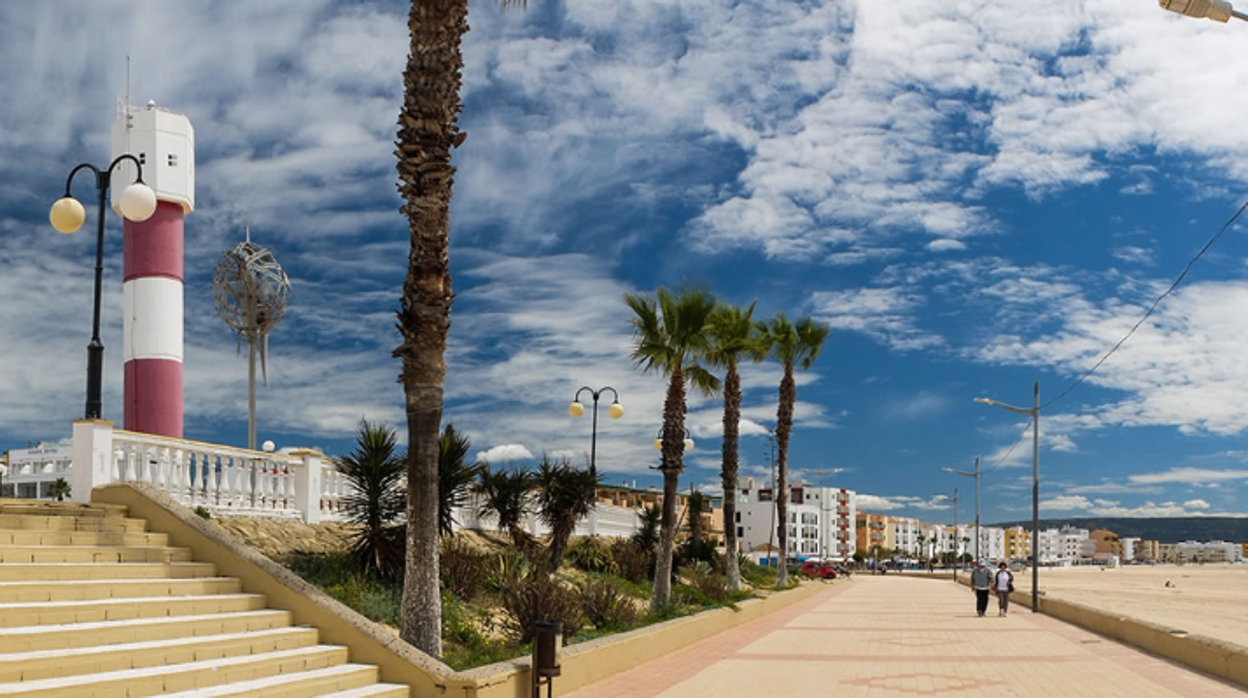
[987,517,1248,544]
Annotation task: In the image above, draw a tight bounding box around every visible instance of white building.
[3,443,73,499]
[734,479,857,562]
[1176,540,1243,563]
[890,517,922,556]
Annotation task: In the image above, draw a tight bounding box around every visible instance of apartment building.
[1134,539,1159,561]
[2,443,72,499]
[856,512,892,553]
[734,479,857,561]
[1004,526,1030,561]
[891,517,922,556]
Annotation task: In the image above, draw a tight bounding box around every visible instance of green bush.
[487,550,532,592]
[440,537,491,602]
[680,560,729,602]
[608,538,651,584]
[499,576,583,645]
[193,506,212,520]
[577,578,639,631]
[566,536,617,575]
[739,559,777,587]
[440,591,523,671]
[284,552,401,625]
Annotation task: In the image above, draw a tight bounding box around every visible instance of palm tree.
[334,420,407,580]
[684,490,708,543]
[625,287,720,610]
[757,313,830,586]
[533,455,602,572]
[475,463,535,547]
[49,477,71,502]
[704,301,763,590]
[438,423,480,537]
[397,0,533,655]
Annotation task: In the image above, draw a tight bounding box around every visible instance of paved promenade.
[564,575,1245,697]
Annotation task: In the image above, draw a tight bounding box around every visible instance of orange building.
[855,512,892,554]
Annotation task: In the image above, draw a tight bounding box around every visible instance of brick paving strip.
[563,576,1247,697]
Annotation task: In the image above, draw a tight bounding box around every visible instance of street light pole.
[937,489,958,582]
[944,457,981,563]
[50,156,157,420]
[568,386,623,475]
[975,382,1040,613]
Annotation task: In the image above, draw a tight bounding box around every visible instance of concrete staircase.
[0,500,409,697]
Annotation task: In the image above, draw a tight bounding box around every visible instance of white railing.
[72,419,333,523]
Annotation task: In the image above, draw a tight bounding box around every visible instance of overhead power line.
[1041,197,1248,411]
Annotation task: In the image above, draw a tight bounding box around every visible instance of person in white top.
[994,562,1014,616]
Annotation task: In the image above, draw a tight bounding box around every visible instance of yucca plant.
[533,455,602,572]
[439,423,481,537]
[334,420,407,580]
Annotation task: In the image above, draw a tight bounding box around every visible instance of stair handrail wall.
[71,418,341,523]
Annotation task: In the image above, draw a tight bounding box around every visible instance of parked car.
[799,560,838,579]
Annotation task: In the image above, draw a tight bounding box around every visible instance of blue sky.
[4,0,1248,524]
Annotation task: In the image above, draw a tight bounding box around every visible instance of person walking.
[970,560,992,617]
[995,562,1014,617]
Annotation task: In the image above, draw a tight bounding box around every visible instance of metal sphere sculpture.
[211,234,290,449]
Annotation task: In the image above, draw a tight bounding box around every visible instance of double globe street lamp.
[568,386,623,474]
[49,155,157,420]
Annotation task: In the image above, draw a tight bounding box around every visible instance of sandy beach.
[1010,563,1248,648]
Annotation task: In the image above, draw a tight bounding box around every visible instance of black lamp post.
[568,386,623,474]
[944,457,981,564]
[975,382,1040,612]
[50,155,156,420]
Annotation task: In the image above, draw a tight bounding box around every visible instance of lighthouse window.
[138,152,146,165]
[167,154,178,167]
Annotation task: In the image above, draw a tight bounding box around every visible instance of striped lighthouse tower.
[110,102,195,438]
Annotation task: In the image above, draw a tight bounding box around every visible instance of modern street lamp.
[975,382,1040,613]
[50,155,157,420]
[1159,0,1247,22]
[568,386,623,474]
[936,489,958,582]
[943,457,981,564]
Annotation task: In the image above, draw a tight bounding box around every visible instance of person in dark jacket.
[970,560,993,617]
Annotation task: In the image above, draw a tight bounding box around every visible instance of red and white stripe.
[123,200,184,438]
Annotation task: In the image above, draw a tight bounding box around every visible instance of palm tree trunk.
[395,0,467,658]
[775,364,796,586]
[721,364,742,589]
[651,366,686,610]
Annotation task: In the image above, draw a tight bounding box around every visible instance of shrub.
[193,506,212,520]
[739,559,777,587]
[500,576,583,645]
[567,536,617,575]
[284,551,401,625]
[440,537,491,602]
[577,578,639,631]
[675,537,719,570]
[608,539,651,584]
[680,560,729,603]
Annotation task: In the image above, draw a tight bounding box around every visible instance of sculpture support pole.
[248,333,257,451]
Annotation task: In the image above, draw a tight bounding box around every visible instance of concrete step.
[0,501,128,518]
[0,644,349,696]
[0,514,147,532]
[318,683,412,697]
[0,561,216,581]
[0,593,267,627]
[0,529,169,547]
[0,544,194,563]
[0,626,319,682]
[0,609,293,653]
[0,576,241,602]
[160,663,383,698]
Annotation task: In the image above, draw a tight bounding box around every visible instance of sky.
[4,0,1248,526]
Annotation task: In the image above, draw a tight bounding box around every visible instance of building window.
[167,153,178,167]
[737,526,744,538]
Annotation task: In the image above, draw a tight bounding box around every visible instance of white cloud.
[475,444,535,464]
[1128,467,1248,486]
[1182,499,1211,510]
[927,239,967,253]
[1041,495,1093,511]
[856,494,907,511]
[811,287,941,351]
